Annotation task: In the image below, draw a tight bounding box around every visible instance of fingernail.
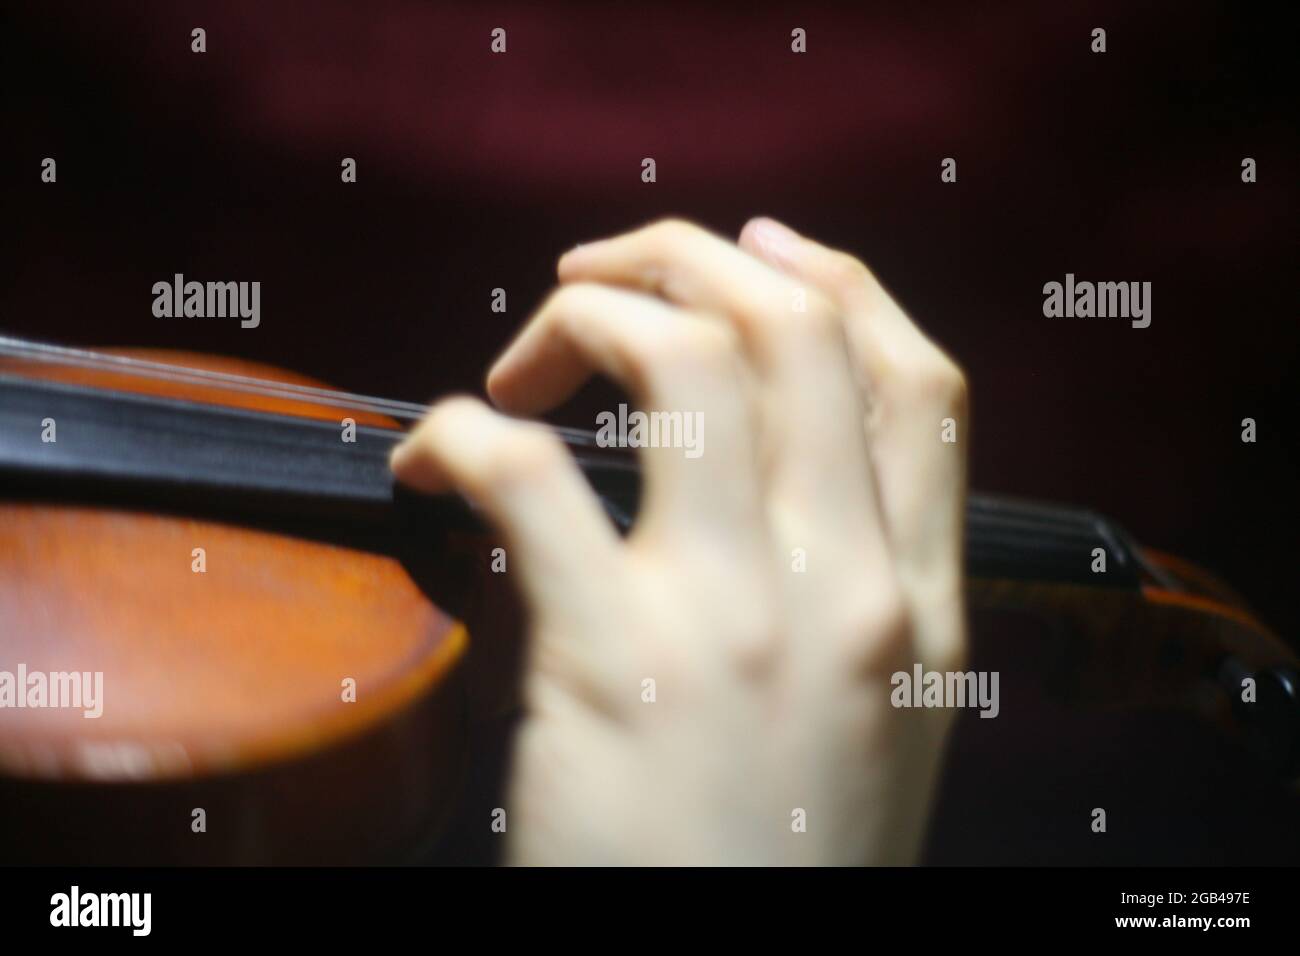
[747,217,802,264]
[752,216,801,244]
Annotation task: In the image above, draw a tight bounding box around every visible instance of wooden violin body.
[0,352,472,863]
[0,344,1296,864]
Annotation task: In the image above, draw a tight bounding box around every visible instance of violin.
[1,335,1296,864]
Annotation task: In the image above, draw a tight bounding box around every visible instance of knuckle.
[636,321,738,383]
[721,589,783,676]
[765,287,841,342]
[673,321,740,368]
[868,590,911,644]
[824,251,871,292]
[544,281,597,316]
[949,364,970,411]
[428,395,479,425]
[640,221,706,295]
[913,355,968,411]
[646,217,701,250]
[622,329,681,379]
[421,396,484,446]
[868,351,905,393]
[842,588,912,674]
[800,290,842,334]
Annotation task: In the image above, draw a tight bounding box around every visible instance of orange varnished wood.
[0,503,464,780]
[1141,547,1253,608]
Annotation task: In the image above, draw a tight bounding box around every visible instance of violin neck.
[0,372,1150,588]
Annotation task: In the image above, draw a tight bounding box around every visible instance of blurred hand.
[391,217,968,865]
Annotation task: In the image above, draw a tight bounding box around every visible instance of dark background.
[2,0,1297,866]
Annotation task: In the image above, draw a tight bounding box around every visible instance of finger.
[560,219,843,377]
[487,282,764,543]
[390,396,622,623]
[738,217,951,389]
[739,217,968,663]
[558,219,887,573]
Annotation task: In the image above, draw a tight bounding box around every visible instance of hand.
[391,217,969,865]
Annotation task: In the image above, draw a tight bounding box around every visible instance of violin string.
[0,334,599,445]
[0,335,429,419]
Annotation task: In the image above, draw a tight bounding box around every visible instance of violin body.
[0,352,471,863]
[0,345,1296,864]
